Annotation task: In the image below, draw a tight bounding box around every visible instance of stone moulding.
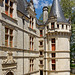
[44,70,70,72]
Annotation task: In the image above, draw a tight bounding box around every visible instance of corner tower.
[44,0,71,75]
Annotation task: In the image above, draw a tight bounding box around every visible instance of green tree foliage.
[60,0,75,18]
[70,24,75,66]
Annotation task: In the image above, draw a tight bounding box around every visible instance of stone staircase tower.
[43,0,71,75]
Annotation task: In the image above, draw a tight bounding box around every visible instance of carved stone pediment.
[2,51,17,70]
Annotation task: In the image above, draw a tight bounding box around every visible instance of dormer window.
[47,26,49,29]
[5,0,13,18]
[62,24,64,29]
[57,24,59,29]
[51,23,54,29]
[66,25,67,29]
[30,16,34,29]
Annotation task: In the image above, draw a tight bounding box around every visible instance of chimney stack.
[43,6,48,23]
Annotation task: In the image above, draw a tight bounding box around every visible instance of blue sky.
[27,0,53,19]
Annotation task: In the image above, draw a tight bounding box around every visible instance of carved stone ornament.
[3,51,16,64]
[2,51,17,70]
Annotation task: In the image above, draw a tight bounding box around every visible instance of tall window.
[5,27,13,47]
[62,24,64,29]
[40,51,43,56]
[47,25,49,29]
[40,70,43,75]
[52,54,56,70]
[51,23,54,29]
[66,25,67,29]
[51,38,55,51]
[40,41,43,46]
[40,30,43,37]
[5,28,8,46]
[30,16,34,29]
[52,53,55,57]
[51,38,56,70]
[30,36,34,50]
[40,60,43,65]
[52,64,56,70]
[30,59,34,72]
[10,29,13,47]
[57,24,59,29]
[5,0,13,17]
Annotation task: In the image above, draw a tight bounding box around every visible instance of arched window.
[6,72,13,75]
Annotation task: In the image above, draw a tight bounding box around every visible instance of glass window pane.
[10,1,13,7]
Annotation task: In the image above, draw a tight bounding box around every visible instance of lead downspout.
[22,16,25,75]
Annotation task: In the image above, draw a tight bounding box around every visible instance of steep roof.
[49,0,68,23]
[36,19,45,26]
[17,0,28,16]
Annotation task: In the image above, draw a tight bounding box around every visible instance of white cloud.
[33,0,39,5]
[33,0,52,9]
[41,1,49,7]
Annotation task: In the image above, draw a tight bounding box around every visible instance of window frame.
[5,27,13,47]
[29,36,34,50]
[51,23,55,29]
[29,16,34,29]
[40,30,43,37]
[30,59,34,72]
[5,0,14,18]
[51,38,56,51]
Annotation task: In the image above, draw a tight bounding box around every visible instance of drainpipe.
[22,16,25,75]
[44,26,46,75]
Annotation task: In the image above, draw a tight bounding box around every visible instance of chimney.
[43,6,48,23]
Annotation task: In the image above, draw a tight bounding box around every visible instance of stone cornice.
[44,70,70,72]
[24,70,39,75]
[0,56,39,59]
[44,57,70,59]
[47,31,71,37]
[0,46,39,53]
[44,51,70,53]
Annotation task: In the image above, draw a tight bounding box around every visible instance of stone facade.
[0,0,71,75]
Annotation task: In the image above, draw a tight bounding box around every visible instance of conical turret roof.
[49,0,68,23]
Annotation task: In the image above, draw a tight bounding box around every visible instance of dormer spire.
[49,0,68,23]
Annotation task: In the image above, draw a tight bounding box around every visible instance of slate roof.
[49,0,68,23]
[17,0,29,16]
[36,19,45,26]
